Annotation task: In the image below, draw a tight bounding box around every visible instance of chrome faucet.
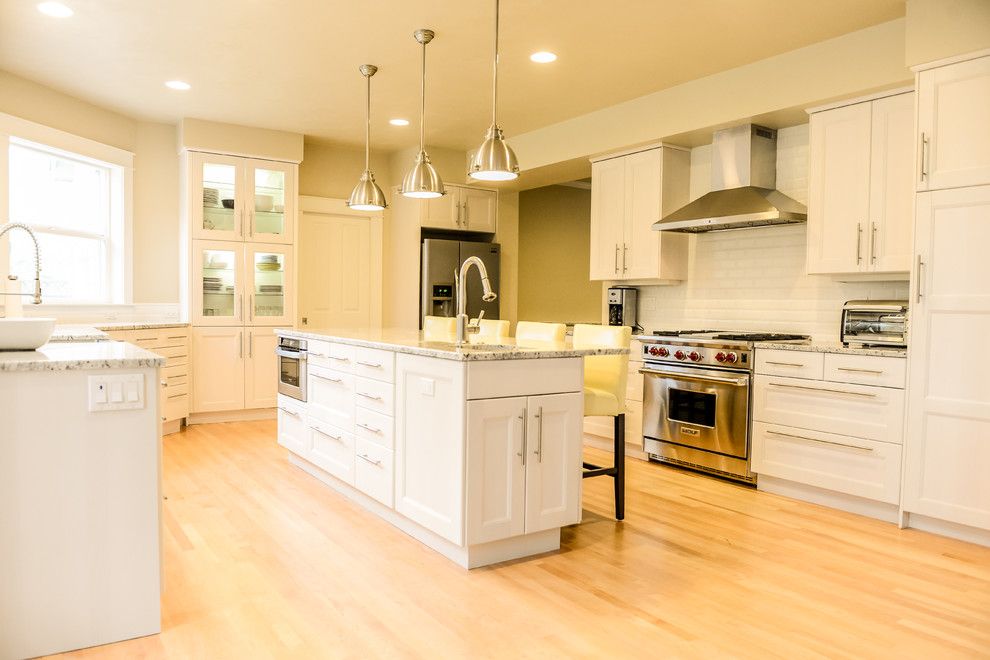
[454,256,497,344]
[0,223,42,305]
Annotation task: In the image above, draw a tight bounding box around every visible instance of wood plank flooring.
[51,421,990,659]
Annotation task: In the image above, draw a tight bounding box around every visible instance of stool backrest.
[572,324,632,406]
[423,316,456,340]
[470,318,510,340]
[515,321,566,343]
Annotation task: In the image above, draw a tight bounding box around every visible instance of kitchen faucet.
[0,223,43,305]
[454,256,497,344]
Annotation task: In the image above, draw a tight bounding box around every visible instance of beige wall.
[299,140,392,199]
[905,0,990,66]
[517,185,599,324]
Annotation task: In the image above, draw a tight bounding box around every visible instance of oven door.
[277,348,307,401]
[641,363,750,459]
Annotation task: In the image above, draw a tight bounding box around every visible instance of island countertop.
[0,341,166,372]
[278,327,629,361]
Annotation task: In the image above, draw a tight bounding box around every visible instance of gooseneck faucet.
[455,256,497,344]
[0,223,42,305]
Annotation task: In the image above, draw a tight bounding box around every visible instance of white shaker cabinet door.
[461,187,497,233]
[191,327,245,413]
[903,186,990,531]
[466,396,527,545]
[589,156,626,280]
[244,328,279,410]
[524,392,583,533]
[869,92,915,273]
[622,148,663,280]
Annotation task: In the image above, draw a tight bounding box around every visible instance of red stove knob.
[715,352,726,362]
[674,350,686,360]
[689,351,702,362]
[725,352,738,363]
[648,346,661,356]
[658,347,669,357]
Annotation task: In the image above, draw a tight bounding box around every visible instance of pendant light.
[347,64,387,211]
[469,0,519,181]
[401,29,445,199]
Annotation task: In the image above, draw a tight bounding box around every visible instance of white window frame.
[0,112,133,307]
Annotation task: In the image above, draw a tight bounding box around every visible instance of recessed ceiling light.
[165,80,191,91]
[389,118,410,126]
[530,51,557,64]
[37,2,73,17]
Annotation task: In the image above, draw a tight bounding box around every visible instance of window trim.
[0,111,134,306]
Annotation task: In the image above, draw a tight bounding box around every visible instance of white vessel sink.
[0,317,56,350]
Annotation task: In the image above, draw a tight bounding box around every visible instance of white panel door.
[807,102,873,274]
[466,396,527,545]
[244,328,278,409]
[298,204,382,329]
[869,92,915,273]
[524,392,583,533]
[917,56,990,191]
[623,149,662,280]
[394,354,466,544]
[461,187,497,233]
[589,156,626,280]
[191,327,245,412]
[904,186,990,531]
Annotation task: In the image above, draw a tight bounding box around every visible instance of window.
[1,113,132,306]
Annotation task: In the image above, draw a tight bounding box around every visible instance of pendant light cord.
[364,72,371,171]
[491,0,499,127]
[420,39,427,152]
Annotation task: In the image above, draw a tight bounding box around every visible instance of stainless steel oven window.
[280,354,300,388]
[667,387,717,429]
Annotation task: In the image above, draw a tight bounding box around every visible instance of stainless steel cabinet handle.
[463,200,469,224]
[248,331,253,358]
[161,380,168,387]
[870,222,878,264]
[357,422,381,434]
[357,453,382,467]
[356,391,382,401]
[309,352,328,358]
[238,331,243,358]
[920,132,929,182]
[249,295,254,322]
[640,368,749,387]
[248,210,254,237]
[614,244,619,274]
[312,373,343,384]
[767,382,877,398]
[236,294,242,321]
[534,406,544,462]
[311,426,342,441]
[279,407,300,417]
[622,244,628,273]
[767,429,874,452]
[916,255,925,303]
[517,410,527,466]
[329,355,349,362]
[856,222,863,264]
[836,366,883,374]
[766,361,804,368]
[356,360,383,369]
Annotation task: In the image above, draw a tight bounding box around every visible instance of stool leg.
[614,413,625,521]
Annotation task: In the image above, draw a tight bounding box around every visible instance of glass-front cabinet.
[192,240,293,326]
[191,152,294,245]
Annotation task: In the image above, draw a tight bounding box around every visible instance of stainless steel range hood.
[653,124,807,233]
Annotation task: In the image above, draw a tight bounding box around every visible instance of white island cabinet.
[275,328,626,568]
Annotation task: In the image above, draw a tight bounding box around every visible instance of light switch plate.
[88,374,145,412]
[419,377,435,397]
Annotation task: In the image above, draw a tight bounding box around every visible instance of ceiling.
[0,0,905,152]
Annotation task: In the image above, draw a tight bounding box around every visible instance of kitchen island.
[276,328,627,568]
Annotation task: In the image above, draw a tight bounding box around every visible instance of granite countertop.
[92,321,188,331]
[48,325,112,342]
[0,341,166,372]
[754,340,907,358]
[278,327,629,362]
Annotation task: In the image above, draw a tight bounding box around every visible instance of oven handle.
[276,348,307,360]
[639,367,749,387]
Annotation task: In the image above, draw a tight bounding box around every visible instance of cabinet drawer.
[354,376,394,416]
[755,349,823,379]
[353,347,395,383]
[166,373,188,388]
[753,375,904,445]
[309,421,355,485]
[277,404,309,456]
[308,366,355,430]
[305,339,332,368]
[326,342,356,373]
[164,393,189,423]
[355,438,394,507]
[155,345,189,360]
[164,381,188,398]
[355,406,394,449]
[752,422,901,504]
[165,353,189,368]
[823,353,906,389]
[158,329,191,346]
[164,364,188,380]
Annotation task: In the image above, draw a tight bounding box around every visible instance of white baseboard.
[758,476,900,523]
[188,408,275,425]
[904,512,990,548]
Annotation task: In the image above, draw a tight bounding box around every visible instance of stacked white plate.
[203,187,220,207]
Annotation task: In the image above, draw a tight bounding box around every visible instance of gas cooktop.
[650,330,809,342]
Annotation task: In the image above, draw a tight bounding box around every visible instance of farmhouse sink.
[0,317,56,350]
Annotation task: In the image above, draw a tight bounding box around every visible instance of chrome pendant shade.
[401,29,445,199]
[347,64,387,211]
[469,0,519,181]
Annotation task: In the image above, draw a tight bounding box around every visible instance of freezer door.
[459,241,500,321]
[421,239,460,328]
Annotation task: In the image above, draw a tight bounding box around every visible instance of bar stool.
[469,318,510,341]
[423,316,456,340]
[515,321,566,343]
[573,323,631,520]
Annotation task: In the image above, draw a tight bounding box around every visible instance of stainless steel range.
[638,330,809,484]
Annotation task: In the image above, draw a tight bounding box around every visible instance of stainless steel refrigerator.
[421,239,500,328]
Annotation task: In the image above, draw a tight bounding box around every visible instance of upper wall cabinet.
[589,146,690,282]
[190,151,296,245]
[421,184,497,233]
[807,91,914,275]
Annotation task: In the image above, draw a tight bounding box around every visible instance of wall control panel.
[88,374,145,412]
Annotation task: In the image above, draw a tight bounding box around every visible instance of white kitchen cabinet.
[106,327,191,431]
[421,184,497,233]
[244,328,279,409]
[277,397,308,455]
[308,365,355,431]
[523,392,583,533]
[190,151,295,245]
[245,243,293,327]
[309,421,356,486]
[193,240,293,327]
[903,185,990,532]
[589,146,689,281]
[917,55,990,191]
[190,326,279,413]
[807,91,914,274]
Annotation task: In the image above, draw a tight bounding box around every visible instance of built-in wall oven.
[277,337,307,402]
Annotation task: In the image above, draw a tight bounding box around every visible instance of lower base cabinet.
[191,326,278,413]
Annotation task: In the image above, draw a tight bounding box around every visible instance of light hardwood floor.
[51,421,990,659]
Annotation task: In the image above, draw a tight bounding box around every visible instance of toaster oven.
[840,300,908,348]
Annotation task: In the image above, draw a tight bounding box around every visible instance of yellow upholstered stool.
[423,316,456,341]
[514,321,566,343]
[573,323,632,520]
[469,318,510,341]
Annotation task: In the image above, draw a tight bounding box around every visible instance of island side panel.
[394,354,467,545]
[465,357,584,400]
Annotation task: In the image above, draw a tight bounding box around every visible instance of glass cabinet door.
[247,244,293,325]
[247,159,293,244]
[193,153,245,241]
[193,241,243,326]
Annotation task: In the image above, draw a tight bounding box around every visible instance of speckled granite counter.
[48,325,111,342]
[92,322,187,331]
[0,341,165,372]
[754,340,906,358]
[278,328,628,361]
